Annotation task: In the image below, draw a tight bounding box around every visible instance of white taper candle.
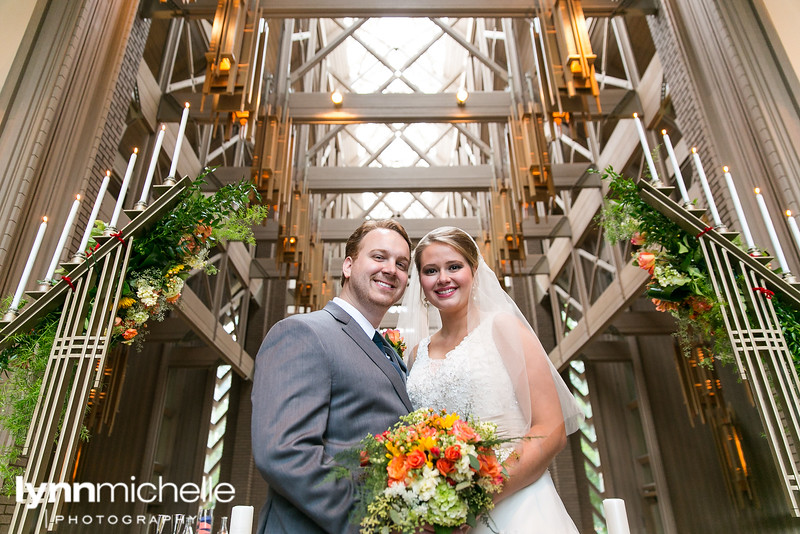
[137,124,167,206]
[633,113,659,183]
[167,102,190,181]
[76,171,111,258]
[691,147,723,228]
[723,166,757,251]
[661,130,691,205]
[754,188,790,274]
[44,195,81,281]
[11,217,48,310]
[786,210,800,258]
[108,148,138,229]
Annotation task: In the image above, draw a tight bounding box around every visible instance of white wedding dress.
[406,320,579,534]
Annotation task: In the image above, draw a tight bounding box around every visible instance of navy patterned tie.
[372,332,406,381]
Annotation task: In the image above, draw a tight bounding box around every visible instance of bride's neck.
[438,309,469,342]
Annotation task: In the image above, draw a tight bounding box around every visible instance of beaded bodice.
[406,319,528,439]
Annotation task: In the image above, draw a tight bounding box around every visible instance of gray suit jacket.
[252,301,413,534]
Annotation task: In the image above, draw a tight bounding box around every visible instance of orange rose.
[478,453,502,480]
[630,232,646,246]
[452,420,479,442]
[122,328,138,340]
[430,446,441,458]
[406,449,426,469]
[360,450,370,467]
[652,298,679,313]
[166,294,181,304]
[387,455,408,483]
[114,316,123,326]
[444,445,461,461]
[436,458,454,476]
[384,329,402,344]
[636,251,656,274]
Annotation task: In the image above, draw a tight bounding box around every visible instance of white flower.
[137,286,159,307]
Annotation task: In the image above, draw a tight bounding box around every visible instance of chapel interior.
[2,0,800,532]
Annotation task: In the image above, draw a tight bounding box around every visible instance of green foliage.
[772,296,800,372]
[130,170,262,273]
[595,166,732,363]
[0,311,59,493]
[0,170,269,489]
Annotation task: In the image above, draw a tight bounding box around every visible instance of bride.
[398,227,584,533]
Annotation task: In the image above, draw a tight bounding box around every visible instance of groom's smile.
[340,228,410,326]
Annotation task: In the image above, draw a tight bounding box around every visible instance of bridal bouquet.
[348,408,508,533]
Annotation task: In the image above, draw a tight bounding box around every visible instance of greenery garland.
[0,311,59,493]
[596,165,800,369]
[0,170,268,492]
[596,166,731,364]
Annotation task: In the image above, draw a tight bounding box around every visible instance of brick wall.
[71,15,152,254]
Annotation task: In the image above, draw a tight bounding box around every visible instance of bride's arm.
[405,344,419,370]
[494,320,567,502]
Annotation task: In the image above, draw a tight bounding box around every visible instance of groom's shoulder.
[273,303,339,330]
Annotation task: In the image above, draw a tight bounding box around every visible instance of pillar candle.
[661,130,691,205]
[138,124,166,206]
[76,171,110,257]
[167,102,190,181]
[229,505,253,534]
[754,188,790,274]
[603,498,631,534]
[11,217,48,310]
[723,166,757,251]
[691,147,723,228]
[44,195,81,281]
[633,113,659,183]
[108,148,138,229]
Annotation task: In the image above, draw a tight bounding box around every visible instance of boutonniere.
[382,328,406,358]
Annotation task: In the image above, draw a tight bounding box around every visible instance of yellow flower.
[440,413,460,429]
[418,435,436,451]
[385,441,402,457]
[167,264,185,275]
[118,297,136,309]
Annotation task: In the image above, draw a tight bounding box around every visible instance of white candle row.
[631,115,800,279]
[6,105,192,312]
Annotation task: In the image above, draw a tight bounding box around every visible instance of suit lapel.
[324,302,413,412]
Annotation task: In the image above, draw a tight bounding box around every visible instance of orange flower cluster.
[363,409,505,488]
[352,408,508,533]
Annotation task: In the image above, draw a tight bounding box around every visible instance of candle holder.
[68,251,87,264]
[782,272,797,284]
[37,281,53,293]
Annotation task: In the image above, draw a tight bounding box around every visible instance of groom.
[252,219,414,534]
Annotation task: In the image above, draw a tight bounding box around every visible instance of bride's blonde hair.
[413,226,479,273]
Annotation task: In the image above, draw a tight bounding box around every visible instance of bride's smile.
[418,242,474,313]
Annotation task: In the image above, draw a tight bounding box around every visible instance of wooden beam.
[549,263,650,371]
[207,0,650,18]
[552,163,599,190]
[522,216,571,238]
[288,92,511,124]
[317,217,482,240]
[306,165,494,193]
[583,340,631,362]
[609,311,677,335]
[172,286,255,379]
